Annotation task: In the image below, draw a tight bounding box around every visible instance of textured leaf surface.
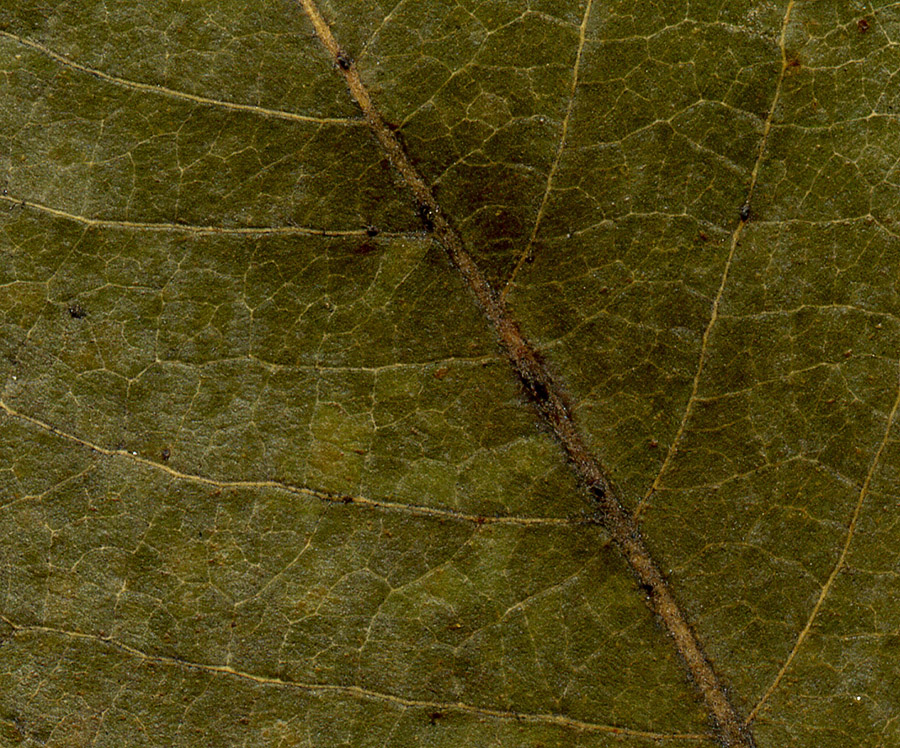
[1,1,899,746]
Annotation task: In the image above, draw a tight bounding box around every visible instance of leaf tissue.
[1,2,899,747]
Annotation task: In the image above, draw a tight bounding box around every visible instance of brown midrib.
[296,2,755,746]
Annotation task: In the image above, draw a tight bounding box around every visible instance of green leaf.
[1,1,898,746]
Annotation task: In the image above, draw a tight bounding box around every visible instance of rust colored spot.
[433,366,449,380]
[858,18,870,33]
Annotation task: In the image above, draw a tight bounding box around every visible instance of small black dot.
[68,303,86,319]
[336,52,352,70]
[739,204,751,222]
[415,201,435,231]
[161,448,171,461]
[365,225,379,237]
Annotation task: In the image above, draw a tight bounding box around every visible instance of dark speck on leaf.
[365,225,379,237]
[858,18,870,33]
[740,204,751,222]
[336,52,352,70]
[161,448,170,461]
[428,712,445,726]
[67,302,86,319]
[416,201,435,231]
[521,373,549,405]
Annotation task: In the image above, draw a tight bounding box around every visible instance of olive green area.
[0,446,709,738]
[2,0,900,747]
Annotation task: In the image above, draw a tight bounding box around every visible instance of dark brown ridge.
[296,1,755,745]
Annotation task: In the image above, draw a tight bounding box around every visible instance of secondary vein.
[0,30,359,127]
[0,194,374,236]
[634,0,796,521]
[746,357,900,725]
[500,0,595,300]
[0,398,584,528]
[1,618,712,742]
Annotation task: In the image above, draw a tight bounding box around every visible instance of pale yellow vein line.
[633,0,795,521]
[1,619,712,742]
[0,399,583,528]
[0,30,359,126]
[500,0,594,301]
[0,194,373,237]
[745,359,900,725]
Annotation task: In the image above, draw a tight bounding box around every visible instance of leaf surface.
[1,1,899,747]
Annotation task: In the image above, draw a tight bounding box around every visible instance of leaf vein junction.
[296,0,761,744]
